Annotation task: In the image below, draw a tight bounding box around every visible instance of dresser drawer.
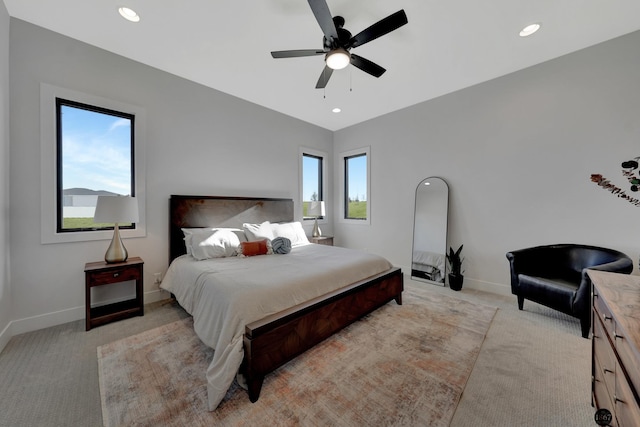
[88,265,141,286]
[593,316,617,396]
[615,330,640,402]
[615,362,640,427]
[594,291,615,339]
[593,352,615,422]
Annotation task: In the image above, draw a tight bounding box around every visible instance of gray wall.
[334,30,640,293]
[0,2,10,349]
[7,19,333,335]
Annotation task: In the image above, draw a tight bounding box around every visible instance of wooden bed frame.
[169,195,404,402]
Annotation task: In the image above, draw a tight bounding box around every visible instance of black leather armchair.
[506,244,633,338]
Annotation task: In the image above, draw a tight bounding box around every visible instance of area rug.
[98,284,497,427]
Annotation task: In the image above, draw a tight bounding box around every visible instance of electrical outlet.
[153,272,162,284]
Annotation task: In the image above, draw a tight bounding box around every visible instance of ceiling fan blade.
[350,54,386,78]
[307,0,338,42]
[348,10,408,49]
[315,65,334,89]
[271,49,325,59]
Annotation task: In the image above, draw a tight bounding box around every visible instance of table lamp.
[93,195,139,263]
[308,201,325,237]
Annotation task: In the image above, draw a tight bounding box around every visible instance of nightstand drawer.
[310,236,333,246]
[88,266,140,286]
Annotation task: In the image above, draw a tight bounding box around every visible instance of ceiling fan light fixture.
[326,48,351,70]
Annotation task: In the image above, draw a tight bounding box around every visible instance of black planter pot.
[448,274,464,291]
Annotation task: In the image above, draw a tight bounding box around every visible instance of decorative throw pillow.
[271,237,292,254]
[237,239,273,257]
[182,227,247,255]
[243,221,275,241]
[190,229,242,260]
[271,221,310,247]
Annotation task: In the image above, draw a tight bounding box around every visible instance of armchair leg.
[580,317,591,339]
[517,295,524,310]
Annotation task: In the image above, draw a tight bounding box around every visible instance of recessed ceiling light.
[332,108,341,113]
[119,7,140,23]
[519,23,541,37]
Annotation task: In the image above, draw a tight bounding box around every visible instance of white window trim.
[339,146,371,225]
[299,146,328,224]
[40,83,147,244]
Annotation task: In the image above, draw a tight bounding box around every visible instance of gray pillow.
[271,237,292,254]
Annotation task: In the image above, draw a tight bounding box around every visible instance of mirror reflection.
[411,177,449,285]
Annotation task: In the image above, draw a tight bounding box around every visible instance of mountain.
[63,188,120,196]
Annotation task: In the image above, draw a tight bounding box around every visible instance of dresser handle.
[615,334,624,340]
[604,368,614,374]
[615,396,625,404]
[604,315,612,321]
[113,272,120,278]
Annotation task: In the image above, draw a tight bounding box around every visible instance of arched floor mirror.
[411,177,449,285]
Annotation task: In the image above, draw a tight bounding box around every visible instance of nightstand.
[84,257,144,331]
[310,236,333,246]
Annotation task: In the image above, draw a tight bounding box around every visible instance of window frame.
[299,147,328,222]
[40,83,146,244]
[55,98,136,233]
[339,146,371,225]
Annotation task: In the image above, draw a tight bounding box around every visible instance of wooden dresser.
[589,270,640,427]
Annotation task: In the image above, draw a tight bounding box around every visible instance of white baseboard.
[11,305,85,336]
[0,321,11,354]
[463,277,511,296]
[403,268,511,297]
[6,289,173,339]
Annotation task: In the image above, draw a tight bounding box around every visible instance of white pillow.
[271,221,310,247]
[243,221,275,241]
[182,227,246,255]
[190,229,242,260]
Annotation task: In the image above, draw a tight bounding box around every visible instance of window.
[56,99,135,232]
[40,83,146,244]
[300,148,326,219]
[341,147,370,223]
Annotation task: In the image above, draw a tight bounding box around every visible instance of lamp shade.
[325,48,350,70]
[94,196,139,224]
[308,201,325,217]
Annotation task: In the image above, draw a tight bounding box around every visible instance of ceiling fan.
[271,0,408,89]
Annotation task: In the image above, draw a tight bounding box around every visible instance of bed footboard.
[242,267,403,402]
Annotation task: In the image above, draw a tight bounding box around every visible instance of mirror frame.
[411,177,449,286]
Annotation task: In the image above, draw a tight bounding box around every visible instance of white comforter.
[160,243,393,410]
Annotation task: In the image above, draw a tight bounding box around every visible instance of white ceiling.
[5,0,640,131]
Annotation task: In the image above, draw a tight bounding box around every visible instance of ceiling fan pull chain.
[323,67,327,98]
[350,68,353,92]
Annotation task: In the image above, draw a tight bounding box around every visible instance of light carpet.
[98,285,497,427]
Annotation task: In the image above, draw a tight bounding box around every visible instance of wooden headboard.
[169,195,294,262]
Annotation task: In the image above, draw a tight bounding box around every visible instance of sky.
[60,104,133,195]
[302,153,367,202]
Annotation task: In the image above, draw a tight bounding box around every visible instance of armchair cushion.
[506,244,633,338]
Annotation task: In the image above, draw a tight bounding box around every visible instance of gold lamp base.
[104,223,129,263]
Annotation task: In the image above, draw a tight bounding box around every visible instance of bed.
[162,195,404,410]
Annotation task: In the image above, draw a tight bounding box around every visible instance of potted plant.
[446,244,464,291]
